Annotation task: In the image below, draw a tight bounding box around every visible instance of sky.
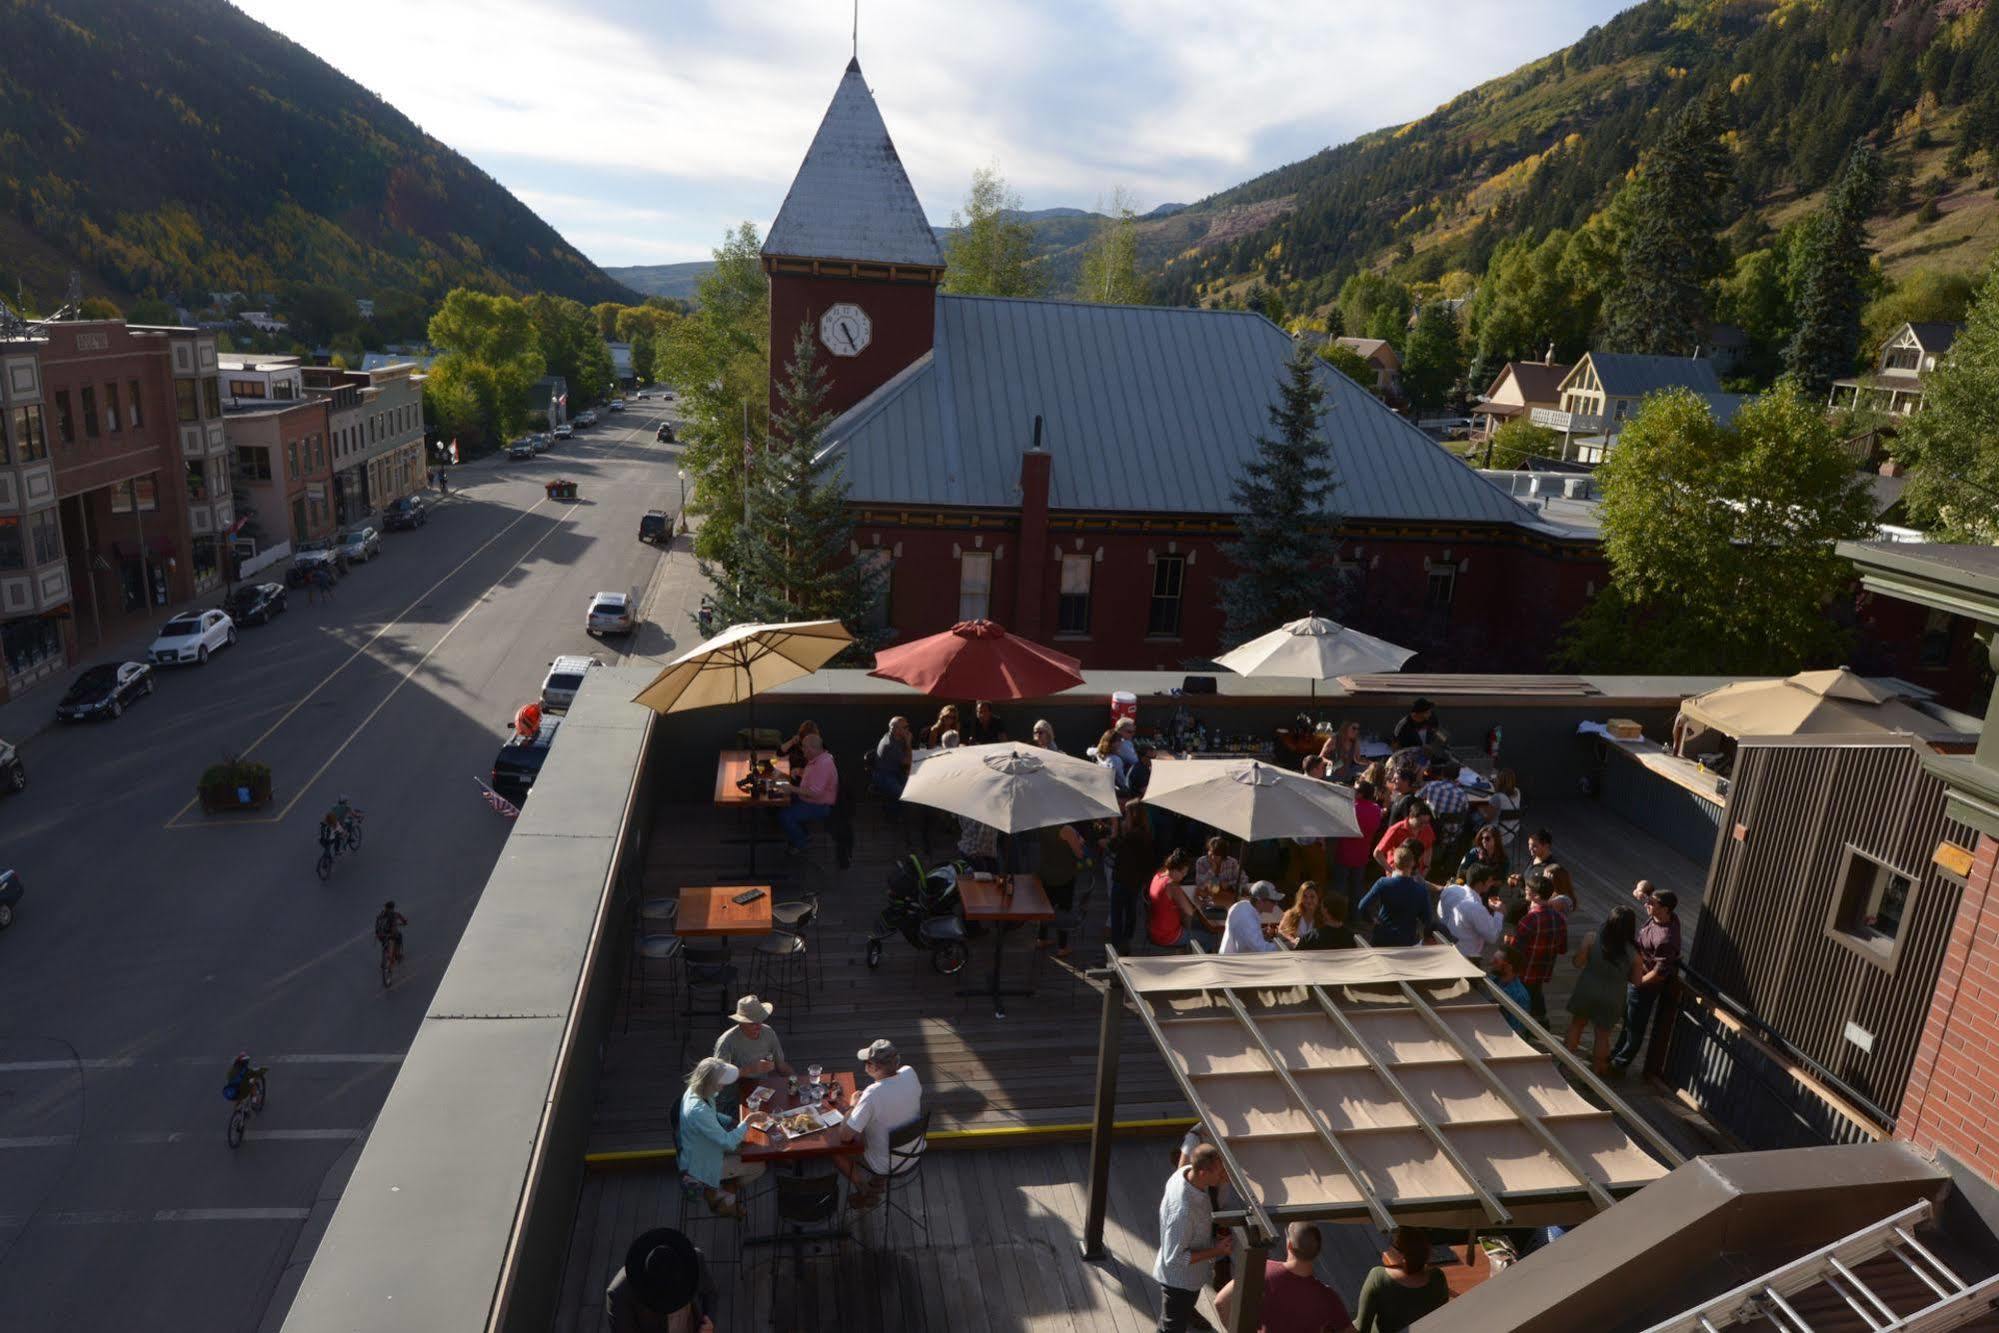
[232,0,1638,270]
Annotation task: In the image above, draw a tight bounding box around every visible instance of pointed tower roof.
[763,59,945,269]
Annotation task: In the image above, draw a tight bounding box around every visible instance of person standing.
[1512,874,1568,1024]
[1354,1227,1449,1332]
[1154,1143,1232,1333]
[1214,1221,1357,1333]
[1524,828,1575,904]
[1108,800,1155,959]
[1373,803,1436,879]
[1332,779,1385,901]
[1438,865,1506,962]
[1612,883,1682,1072]
[1036,820,1087,958]
[1567,906,1641,1076]
[1391,698,1443,752]
[1356,843,1450,947]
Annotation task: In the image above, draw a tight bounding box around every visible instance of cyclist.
[223,1051,267,1103]
[318,811,342,857]
[374,900,407,967]
[328,795,361,844]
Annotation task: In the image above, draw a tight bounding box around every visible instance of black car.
[0,737,22,796]
[383,496,429,530]
[491,717,562,803]
[639,510,671,545]
[56,661,154,722]
[221,581,288,625]
[0,868,21,929]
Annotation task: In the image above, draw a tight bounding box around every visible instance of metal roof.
[1908,321,1962,356]
[763,59,943,268]
[1577,353,1722,399]
[818,294,1532,524]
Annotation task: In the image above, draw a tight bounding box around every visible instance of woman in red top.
[1373,800,1436,877]
[1146,849,1202,951]
[1331,779,1385,900]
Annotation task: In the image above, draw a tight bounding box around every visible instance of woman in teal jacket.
[678,1058,770,1219]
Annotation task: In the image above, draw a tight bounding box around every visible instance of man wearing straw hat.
[713,994,792,1115]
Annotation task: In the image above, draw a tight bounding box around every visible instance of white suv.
[149,609,236,666]
[587,589,638,636]
[540,654,600,711]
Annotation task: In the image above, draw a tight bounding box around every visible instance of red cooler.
[1110,691,1138,728]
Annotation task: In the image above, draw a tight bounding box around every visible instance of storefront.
[1,610,70,697]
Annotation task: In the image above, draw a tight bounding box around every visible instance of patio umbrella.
[631,618,853,736]
[869,619,1084,700]
[1215,615,1415,706]
[1140,757,1361,842]
[899,742,1118,834]
[1679,668,1942,741]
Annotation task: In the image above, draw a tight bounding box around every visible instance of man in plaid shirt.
[1417,771,1470,819]
[1511,874,1567,1024]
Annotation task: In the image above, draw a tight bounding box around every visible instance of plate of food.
[776,1107,828,1139]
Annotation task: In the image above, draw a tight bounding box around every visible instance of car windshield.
[546,673,585,691]
[298,540,329,553]
[337,531,361,543]
[590,602,624,616]
[160,617,201,637]
[74,666,119,690]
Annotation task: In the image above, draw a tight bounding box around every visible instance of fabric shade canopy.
[1141,757,1362,841]
[630,619,852,714]
[1679,668,1943,741]
[899,741,1117,834]
[1215,615,1415,682]
[868,619,1085,699]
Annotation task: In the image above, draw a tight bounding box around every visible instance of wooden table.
[1173,879,1281,941]
[740,1070,861,1247]
[956,873,1053,1019]
[714,750,793,873]
[676,885,775,938]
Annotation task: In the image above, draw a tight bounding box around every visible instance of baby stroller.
[865,855,968,974]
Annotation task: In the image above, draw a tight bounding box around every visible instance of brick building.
[303,362,425,524]
[761,61,1604,669]
[0,317,226,702]
[227,396,335,552]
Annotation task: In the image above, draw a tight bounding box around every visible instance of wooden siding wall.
[1689,742,1975,1119]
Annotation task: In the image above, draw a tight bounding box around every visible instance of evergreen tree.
[1219,344,1342,642]
[1783,144,1882,397]
[698,322,884,640]
[1401,302,1466,413]
[943,166,1042,298]
[1600,98,1730,355]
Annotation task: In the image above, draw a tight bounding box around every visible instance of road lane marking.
[0,1208,316,1227]
[163,492,555,827]
[0,1128,362,1149]
[0,1053,401,1073]
[0,1058,135,1072]
[0,1135,74,1149]
[153,1207,313,1222]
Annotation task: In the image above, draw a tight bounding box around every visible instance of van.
[540,654,601,711]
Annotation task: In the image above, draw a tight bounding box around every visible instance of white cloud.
[232,0,1633,266]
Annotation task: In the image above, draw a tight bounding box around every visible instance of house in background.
[1472,357,1570,440]
[1330,336,1402,400]
[1552,352,1735,463]
[1830,321,1963,416]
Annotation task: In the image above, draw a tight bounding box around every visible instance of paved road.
[0,400,706,1333]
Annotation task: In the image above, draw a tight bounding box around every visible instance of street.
[0,399,705,1333]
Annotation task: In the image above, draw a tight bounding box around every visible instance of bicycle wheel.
[250,1078,266,1114]
[316,847,334,881]
[380,944,395,989]
[227,1106,248,1149]
[345,820,363,852]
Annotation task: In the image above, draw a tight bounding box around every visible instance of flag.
[558,392,568,407]
[449,437,460,464]
[476,776,520,819]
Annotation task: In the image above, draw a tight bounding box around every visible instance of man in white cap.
[825,1037,923,1210]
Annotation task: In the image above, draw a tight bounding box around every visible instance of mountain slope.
[0,0,633,306]
[603,262,715,301]
[1145,0,1999,311]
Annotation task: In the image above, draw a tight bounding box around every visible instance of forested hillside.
[0,0,632,307]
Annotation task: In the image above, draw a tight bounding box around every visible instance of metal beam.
[1212,985,1397,1234]
[1229,1227,1270,1333]
[1301,983,1513,1226]
[1081,954,1124,1260]
[1387,980,1615,1213]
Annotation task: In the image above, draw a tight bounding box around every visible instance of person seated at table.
[1219,882,1283,954]
[774,719,819,772]
[1195,835,1244,898]
[1458,823,1509,882]
[1279,881,1336,946]
[1392,697,1444,752]
[1095,729,1135,792]
[872,715,913,806]
[714,994,793,1086]
[965,699,1007,745]
[1146,849,1210,952]
[1301,753,1331,780]
[925,705,960,749]
[825,1038,923,1211]
[1295,889,1358,950]
[1317,721,1363,777]
[775,733,839,855]
[677,1058,772,1220]
[1030,718,1057,750]
[1357,843,1452,948]
[1374,801,1436,878]
[940,729,962,749]
[1439,865,1507,962]
[1112,715,1142,768]
[956,813,1000,873]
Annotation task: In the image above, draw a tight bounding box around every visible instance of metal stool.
[770,893,821,994]
[751,931,811,1012]
[625,934,682,1032]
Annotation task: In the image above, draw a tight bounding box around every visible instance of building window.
[1148,553,1185,637]
[1426,565,1457,610]
[0,516,22,570]
[186,459,208,501]
[175,379,197,422]
[80,385,100,438]
[11,405,46,462]
[288,441,300,477]
[202,376,221,418]
[1,614,63,678]
[236,446,273,481]
[1828,847,1915,969]
[128,380,144,427]
[102,383,120,432]
[857,550,892,631]
[54,389,75,443]
[1058,554,1093,635]
[958,551,992,622]
[110,476,158,513]
[28,509,59,564]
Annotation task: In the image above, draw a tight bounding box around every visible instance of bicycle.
[315,835,342,881]
[379,936,399,988]
[226,1071,267,1148]
[341,810,365,852]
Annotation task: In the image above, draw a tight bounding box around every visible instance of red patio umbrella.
[868,620,1085,699]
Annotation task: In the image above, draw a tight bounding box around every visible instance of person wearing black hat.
[1392,698,1443,752]
[605,1226,717,1333]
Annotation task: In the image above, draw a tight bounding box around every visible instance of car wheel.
[5,761,23,793]
[226,628,237,646]
[109,699,122,719]
[198,646,210,664]
[277,594,288,614]
[0,903,12,930]
[143,675,156,696]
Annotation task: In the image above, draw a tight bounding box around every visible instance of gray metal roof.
[818,293,1531,525]
[763,59,944,268]
[1586,353,1721,398]
[1907,321,1962,356]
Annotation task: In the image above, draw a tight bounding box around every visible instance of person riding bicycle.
[375,900,407,966]
[326,795,361,844]
[223,1051,267,1103]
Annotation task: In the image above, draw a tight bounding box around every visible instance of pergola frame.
[1081,947,1685,1333]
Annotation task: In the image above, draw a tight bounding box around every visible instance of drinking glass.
[807,1064,824,1091]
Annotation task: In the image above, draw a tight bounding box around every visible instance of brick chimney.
[1014,416,1052,637]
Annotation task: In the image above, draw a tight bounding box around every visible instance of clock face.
[819,302,873,358]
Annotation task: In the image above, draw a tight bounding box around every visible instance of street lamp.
[677,468,687,535]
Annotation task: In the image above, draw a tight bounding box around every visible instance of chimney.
[1014,415,1052,638]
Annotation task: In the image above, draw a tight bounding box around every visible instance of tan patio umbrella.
[1215,614,1414,712]
[1140,757,1362,842]
[900,742,1119,834]
[1678,668,1941,740]
[630,618,852,736]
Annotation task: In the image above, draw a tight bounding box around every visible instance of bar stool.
[625,934,682,1032]
[770,892,821,993]
[751,924,813,1013]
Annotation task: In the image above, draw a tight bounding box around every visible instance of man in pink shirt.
[1215,1222,1357,1333]
[778,733,839,853]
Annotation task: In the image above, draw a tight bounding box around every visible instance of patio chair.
[771,891,822,994]
[751,928,811,1012]
[769,1168,843,1264]
[680,939,738,1023]
[624,934,682,1033]
[858,1110,931,1246]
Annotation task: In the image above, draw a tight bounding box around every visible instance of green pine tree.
[1600,98,1730,356]
[698,322,885,641]
[1401,302,1466,413]
[1783,144,1882,397]
[1219,344,1342,642]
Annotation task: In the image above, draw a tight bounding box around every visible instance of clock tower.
[762,59,944,420]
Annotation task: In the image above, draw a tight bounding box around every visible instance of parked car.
[334,526,382,564]
[0,737,24,796]
[0,867,21,929]
[529,433,552,454]
[639,510,671,544]
[608,398,626,412]
[655,422,676,443]
[576,410,598,427]
[553,422,574,440]
[540,654,600,711]
[661,390,676,402]
[288,539,346,586]
[221,581,288,625]
[508,439,537,461]
[587,589,638,636]
[56,660,155,722]
[149,609,235,666]
[382,496,429,530]
[491,717,562,804]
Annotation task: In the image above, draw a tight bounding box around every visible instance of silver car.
[334,526,382,563]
